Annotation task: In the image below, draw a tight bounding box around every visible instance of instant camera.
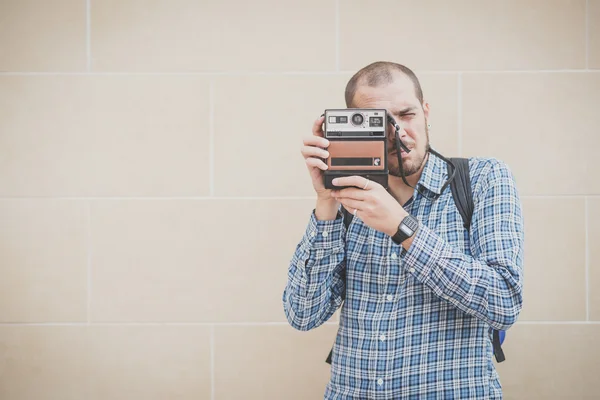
[322,109,394,189]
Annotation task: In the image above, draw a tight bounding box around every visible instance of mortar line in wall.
[335,0,340,71]
[521,195,600,199]
[86,202,92,324]
[4,195,599,200]
[0,196,319,200]
[0,321,600,329]
[0,321,341,326]
[86,0,91,71]
[586,0,590,69]
[586,197,590,321]
[2,321,598,327]
[209,81,215,196]
[516,321,600,325]
[457,73,463,156]
[210,325,215,400]
[1,69,599,77]
[0,71,346,76]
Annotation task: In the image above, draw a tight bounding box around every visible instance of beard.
[388,123,430,178]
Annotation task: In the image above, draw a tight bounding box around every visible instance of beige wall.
[0,0,598,399]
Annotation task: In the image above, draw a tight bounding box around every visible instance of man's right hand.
[301,115,339,220]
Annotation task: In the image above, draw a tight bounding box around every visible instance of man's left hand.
[331,176,408,237]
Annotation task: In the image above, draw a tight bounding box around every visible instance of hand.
[301,115,335,201]
[331,176,408,236]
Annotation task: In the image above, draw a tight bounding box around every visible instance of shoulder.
[465,156,518,197]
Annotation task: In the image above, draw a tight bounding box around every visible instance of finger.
[305,157,328,171]
[303,134,329,149]
[331,187,368,201]
[301,145,329,160]
[312,115,326,137]
[332,176,376,190]
[339,198,364,212]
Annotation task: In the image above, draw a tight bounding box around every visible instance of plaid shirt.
[283,150,525,399]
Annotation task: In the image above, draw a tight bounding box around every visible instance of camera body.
[322,108,389,189]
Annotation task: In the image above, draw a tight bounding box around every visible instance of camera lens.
[351,113,364,125]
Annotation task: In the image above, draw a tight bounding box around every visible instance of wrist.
[386,208,409,236]
[315,198,339,221]
[401,235,416,251]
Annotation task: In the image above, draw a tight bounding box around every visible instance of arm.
[282,207,347,332]
[402,159,524,331]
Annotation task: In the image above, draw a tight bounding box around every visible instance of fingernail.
[332,178,338,185]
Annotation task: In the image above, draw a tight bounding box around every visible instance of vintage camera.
[322,108,389,189]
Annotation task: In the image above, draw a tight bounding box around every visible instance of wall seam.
[86,0,91,71]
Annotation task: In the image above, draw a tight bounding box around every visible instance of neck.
[387,152,430,205]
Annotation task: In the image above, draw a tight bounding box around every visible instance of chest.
[343,191,471,303]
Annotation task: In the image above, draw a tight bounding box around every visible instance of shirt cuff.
[299,209,345,251]
[402,223,446,283]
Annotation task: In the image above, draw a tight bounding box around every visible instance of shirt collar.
[414,147,449,196]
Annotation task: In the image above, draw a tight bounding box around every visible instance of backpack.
[325,157,506,365]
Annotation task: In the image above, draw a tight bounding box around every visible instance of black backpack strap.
[326,207,353,365]
[492,330,505,363]
[448,157,474,232]
[341,207,354,229]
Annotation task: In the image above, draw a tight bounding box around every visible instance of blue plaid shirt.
[283,150,525,399]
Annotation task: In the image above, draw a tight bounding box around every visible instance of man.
[282,61,524,399]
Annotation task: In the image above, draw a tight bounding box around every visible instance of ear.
[422,101,430,119]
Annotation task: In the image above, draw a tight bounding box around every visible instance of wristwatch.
[391,214,420,245]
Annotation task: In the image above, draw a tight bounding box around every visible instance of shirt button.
[391,253,397,259]
[409,267,415,273]
[322,231,328,237]
[379,334,386,341]
[386,294,393,301]
[310,231,315,237]
[377,378,383,386]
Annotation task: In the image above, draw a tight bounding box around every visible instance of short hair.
[344,61,424,107]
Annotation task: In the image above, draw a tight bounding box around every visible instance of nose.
[387,122,407,143]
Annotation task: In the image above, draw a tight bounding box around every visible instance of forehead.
[352,72,419,110]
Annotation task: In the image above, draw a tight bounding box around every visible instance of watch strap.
[391,214,419,244]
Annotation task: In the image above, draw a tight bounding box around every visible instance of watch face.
[400,224,413,235]
[401,215,419,233]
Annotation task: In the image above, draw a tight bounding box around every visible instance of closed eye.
[390,107,417,118]
[399,113,416,119]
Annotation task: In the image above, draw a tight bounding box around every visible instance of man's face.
[350,72,430,178]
